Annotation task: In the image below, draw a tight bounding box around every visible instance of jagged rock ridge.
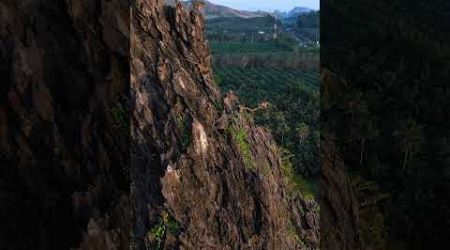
[131,0,319,249]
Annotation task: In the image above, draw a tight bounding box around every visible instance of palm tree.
[394,119,423,171]
[296,123,310,144]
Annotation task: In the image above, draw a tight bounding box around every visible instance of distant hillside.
[279,10,320,46]
[288,7,313,17]
[274,6,314,19]
[165,0,269,19]
[206,16,279,33]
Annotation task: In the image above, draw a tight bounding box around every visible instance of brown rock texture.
[130,0,319,249]
[320,135,361,250]
[0,0,130,249]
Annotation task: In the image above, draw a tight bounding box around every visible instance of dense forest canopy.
[322,0,450,248]
[297,11,320,28]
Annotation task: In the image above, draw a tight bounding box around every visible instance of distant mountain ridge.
[165,0,313,19]
[165,0,269,19]
[274,7,314,19]
[288,6,314,16]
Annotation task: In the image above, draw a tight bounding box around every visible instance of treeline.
[291,11,320,44]
[206,15,282,43]
[212,51,319,70]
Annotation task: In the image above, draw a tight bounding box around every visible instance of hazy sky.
[207,0,320,12]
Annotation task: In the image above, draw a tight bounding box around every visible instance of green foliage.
[322,0,450,247]
[210,42,292,54]
[215,66,319,176]
[288,225,305,247]
[281,148,315,199]
[213,51,319,69]
[206,15,287,45]
[296,122,310,143]
[207,10,320,205]
[272,35,299,51]
[165,215,181,235]
[311,202,320,213]
[150,222,165,250]
[206,16,277,34]
[149,211,181,250]
[295,11,320,43]
[352,176,389,250]
[213,73,222,86]
[214,67,319,92]
[297,11,320,29]
[228,125,255,171]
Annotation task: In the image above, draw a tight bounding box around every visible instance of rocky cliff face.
[0,0,130,249]
[130,0,319,249]
[320,135,361,250]
[1,0,320,249]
